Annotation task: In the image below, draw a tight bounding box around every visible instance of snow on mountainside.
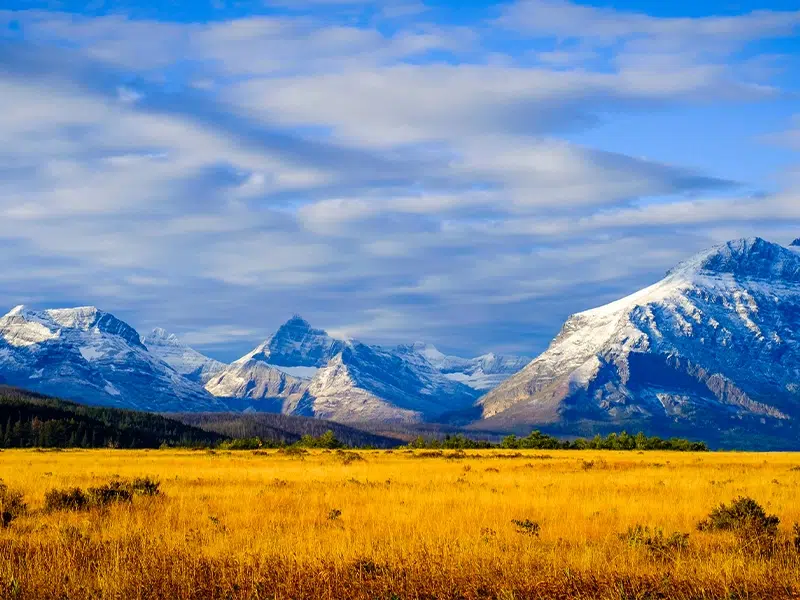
[0,306,224,411]
[301,341,481,423]
[204,359,308,412]
[237,315,344,368]
[142,328,227,384]
[478,237,800,437]
[203,316,333,411]
[395,342,530,390]
[206,317,481,423]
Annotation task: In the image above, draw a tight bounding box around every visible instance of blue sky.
[1,0,799,361]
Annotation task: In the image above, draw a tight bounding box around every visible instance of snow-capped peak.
[143,327,227,384]
[142,327,181,346]
[410,342,447,363]
[0,305,223,411]
[4,305,27,318]
[235,315,344,368]
[478,235,800,440]
[667,237,800,283]
[45,306,101,329]
[791,238,800,248]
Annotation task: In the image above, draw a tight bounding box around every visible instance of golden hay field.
[2,448,800,600]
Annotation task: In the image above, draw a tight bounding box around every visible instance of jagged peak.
[142,327,181,345]
[668,237,800,283]
[791,238,800,248]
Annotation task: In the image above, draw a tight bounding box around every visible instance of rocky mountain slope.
[205,317,483,422]
[478,237,800,439]
[0,306,224,411]
[142,328,227,384]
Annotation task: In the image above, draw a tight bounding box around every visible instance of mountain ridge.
[478,236,800,441]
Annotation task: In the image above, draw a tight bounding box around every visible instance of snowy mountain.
[478,237,800,439]
[396,342,530,390]
[142,328,227,384]
[204,360,308,412]
[237,315,345,369]
[301,341,481,423]
[0,306,224,411]
[206,317,481,423]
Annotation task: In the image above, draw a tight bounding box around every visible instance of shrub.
[130,477,161,497]
[445,449,467,460]
[511,519,540,537]
[621,525,689,556]
[412,451,443,459]
[697,497,779,538]
[296,431,343,449]
[278,447,308,458]
[0,481,27,528]
[219,437,264,450]
[328,508,342,521]
[45,487,90,512]
[45,477,161,512]
[335,450,365,465]
[87,481,133,507]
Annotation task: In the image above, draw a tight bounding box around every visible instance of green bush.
[697,497,779,538]
[218,437,266,450]
[296,430,343,449]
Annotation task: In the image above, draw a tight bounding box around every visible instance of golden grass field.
[2,448,800,599]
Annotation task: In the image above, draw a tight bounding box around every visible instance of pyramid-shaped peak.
[791,238,800,248]
[278,314,315,330]
[235,315,343,368]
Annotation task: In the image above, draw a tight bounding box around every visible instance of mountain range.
[0,307,527,423]
[3,236,800,446]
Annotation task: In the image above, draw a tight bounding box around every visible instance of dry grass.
[2,448,800,599]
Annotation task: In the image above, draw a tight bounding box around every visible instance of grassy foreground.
[2,449,800,599]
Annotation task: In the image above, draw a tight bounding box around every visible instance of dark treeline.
[0,387,708,452]
[174,412,402,449]
[218,430,346,450]
[0,387,220,449]
[407,430,709,451]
